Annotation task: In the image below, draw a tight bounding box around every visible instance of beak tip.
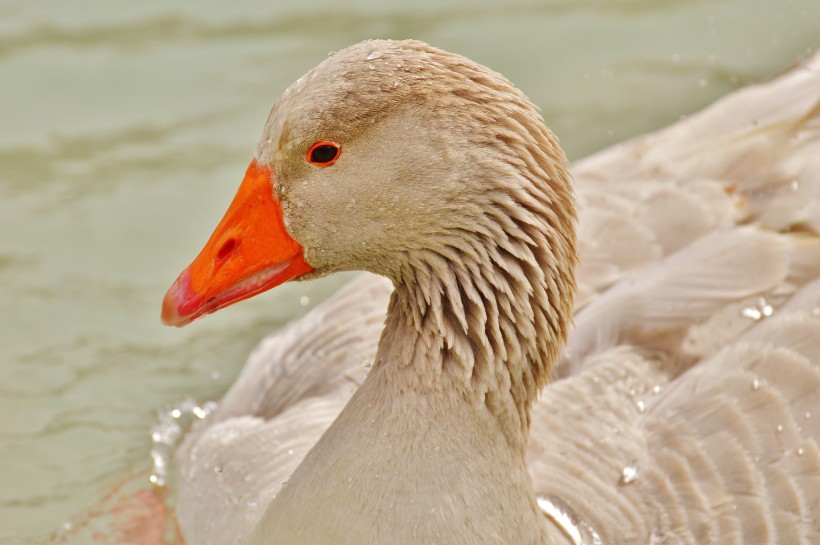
[161,269,193,327]
[160,299,180,327]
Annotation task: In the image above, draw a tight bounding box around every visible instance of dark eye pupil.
[311,145,338,164]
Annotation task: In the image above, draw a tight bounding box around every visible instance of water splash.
[149,396,218,486]
[537,495,602,545]
[366,51,383,60]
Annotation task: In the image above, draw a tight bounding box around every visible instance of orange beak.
[161,160,313,327]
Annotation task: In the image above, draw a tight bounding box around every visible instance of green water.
[1,0,817,542]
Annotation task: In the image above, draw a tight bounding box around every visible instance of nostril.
[216,238,237,261]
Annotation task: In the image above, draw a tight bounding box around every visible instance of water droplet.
[796,447,805,457]
[287,449,294,455]
[805,411,812,420]
[650,528,667,544]
[151,450,166,469]
[652,385,662,395]
[62,521,73,531]
[776,424,784,433]
[752,378,761,391]
[247,500,258,509]
[790,179,800,191]
[214,465,224,474]
[636,400,646,413]
[628,388,637,397]
[620,462,640,485]
[366,51,383,60]
[300,296,310,306]
[741,297,774,321]
[170,409,182,419]
[210,370,221,381]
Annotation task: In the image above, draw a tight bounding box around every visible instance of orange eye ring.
[307,141,341,167]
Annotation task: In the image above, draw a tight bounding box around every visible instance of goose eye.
[307,141,341,166]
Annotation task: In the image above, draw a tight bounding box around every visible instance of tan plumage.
[175,41,820,545]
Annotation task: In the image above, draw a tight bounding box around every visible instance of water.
[1,0,818,542]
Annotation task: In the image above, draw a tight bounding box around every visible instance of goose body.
[164,41,820,545]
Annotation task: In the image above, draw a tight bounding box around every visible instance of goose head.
[163,38,579,545]
[162,39,576,401]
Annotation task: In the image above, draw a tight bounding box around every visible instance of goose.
[161,40,820,545]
